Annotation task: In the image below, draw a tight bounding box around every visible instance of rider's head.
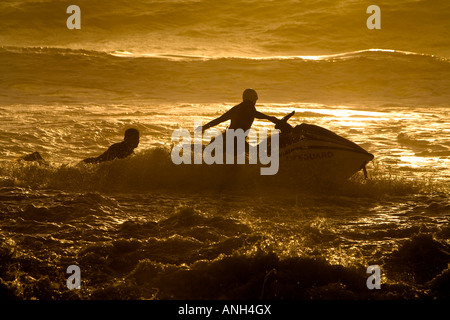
[124,128,140,148]
[242,88,258,103]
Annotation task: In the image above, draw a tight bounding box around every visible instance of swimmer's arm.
[96,144,122,162]
[255,111,279,124]
[82,144,118,164]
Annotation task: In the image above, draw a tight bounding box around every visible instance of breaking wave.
[1,147,447,197]
[1,46,449,106]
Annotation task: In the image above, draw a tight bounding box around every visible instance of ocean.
[0,0,449,300]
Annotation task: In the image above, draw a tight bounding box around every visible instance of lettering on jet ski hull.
[287,151,334,161]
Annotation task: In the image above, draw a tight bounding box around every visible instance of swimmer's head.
[242,88,258,103]
[124,128,140,148]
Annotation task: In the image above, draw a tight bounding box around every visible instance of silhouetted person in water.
[199,89,279,133]
[14,151,48,165]
[197,89,280,155]
[16,128,140,164]
[82,128,140,164]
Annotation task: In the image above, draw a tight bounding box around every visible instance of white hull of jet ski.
[278,136,374,180]
[271,112,374,181]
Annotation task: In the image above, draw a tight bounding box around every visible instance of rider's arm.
[201,108,234,131]
[255,111,279,124]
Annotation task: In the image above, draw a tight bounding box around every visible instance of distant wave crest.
[1,46,449,106]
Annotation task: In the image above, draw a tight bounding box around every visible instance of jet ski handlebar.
[275,111,295,133]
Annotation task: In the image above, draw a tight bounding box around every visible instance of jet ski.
[272,111,374,181]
